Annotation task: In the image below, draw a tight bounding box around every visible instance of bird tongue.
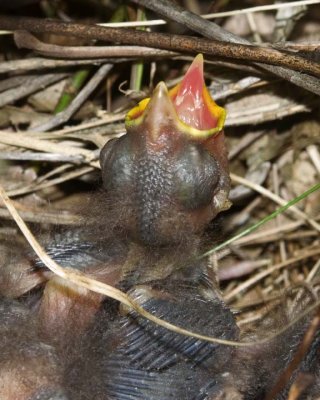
[172,54,218,130]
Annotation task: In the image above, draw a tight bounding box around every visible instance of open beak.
[125,54,226,140]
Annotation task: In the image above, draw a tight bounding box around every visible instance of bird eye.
[174,144,220,210]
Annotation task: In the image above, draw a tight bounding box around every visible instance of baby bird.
[48,54,238,400]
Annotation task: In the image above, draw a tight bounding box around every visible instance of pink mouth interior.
[172,57,217,130]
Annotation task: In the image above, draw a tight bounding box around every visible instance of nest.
[0,1,319,399]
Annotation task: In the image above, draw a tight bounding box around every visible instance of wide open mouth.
[125,54,226,138]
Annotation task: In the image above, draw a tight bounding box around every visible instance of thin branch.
[103,0,320,28]
[37,113,125,136]
[234,219,314,246]
[131,0,320,95]
[0,16,319,81]
[31,63,113,132]
[231,173,320,233]
[0,72,67,107]
[201,183,320,258]
[211,76,262,101]
[1,1,319,32]
[225,101,312,127]
[203,0,320,20]
[0,131,93,159]
[0,57,124,74]
[228,130,266,160]
[218,259,271,281]
[224,246,320,302]
[14,30,177,59]
[0,151,84,163]
[0,75,33,93]
[307,145,320,175]
[7,166,96,197]
[0,207,80,225]
[273,41,320,53]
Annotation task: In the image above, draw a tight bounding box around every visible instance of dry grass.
[0,1,319,397]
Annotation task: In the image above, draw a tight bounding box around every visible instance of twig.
[131,0,320,94]
[211,76,262,101]
[36,163,74,183]
[204,0,320,19]
[0,72,67,107]
[292,259,320,312]
[285,230,318,240]
[205,59,262,75]
[237,313,266,326]
[272,164,288,265]
[35,113,125,136]
[234,219,315,246]
[229,163,271,202]
[210,224,319,261]
[272,1,307,43]
[98,0,320,28]
[54,68,91,113]
[0,151,84,163]
[228,130,266,160]
[0,57,122,74]
[0,207,80,225]
[1,1,318,36]
[231,173,320,233]
[224,246,320,302]
[225,101,312,127]
[307,260,320,284]
[31,63,113,132]
[7,165,96,197]
[0,16,319,81]
[0,75,33,93]
[246,12,262,43]
[0,0,315,32]
[129,7,147,93]
[307,145,320,175]
[218,259,271,281]
[273,41,320,53]
[201,184,320,258]
[14,30,177,59]
[0,131,93,160]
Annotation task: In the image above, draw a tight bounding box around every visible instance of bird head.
[100,54,230,246]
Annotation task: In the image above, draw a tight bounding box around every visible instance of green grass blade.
[201,182,320,258]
